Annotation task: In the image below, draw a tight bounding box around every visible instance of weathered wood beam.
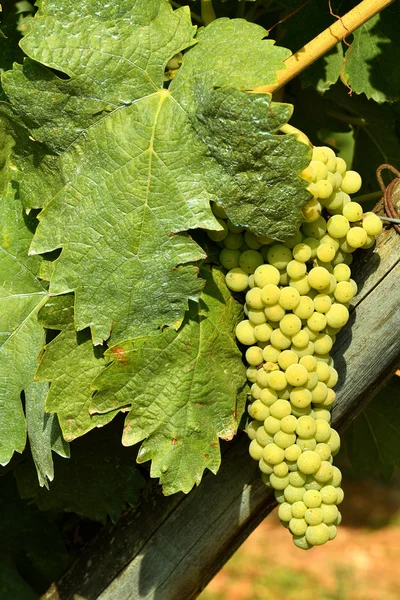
[42,226,400,600]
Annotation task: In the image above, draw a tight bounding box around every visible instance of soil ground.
[199,476,400,600]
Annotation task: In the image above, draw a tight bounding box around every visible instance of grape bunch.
[211,144,383,550]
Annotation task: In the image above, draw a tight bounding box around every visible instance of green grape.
[260,388,279,408]
[274,430,296,449]
[236,320,256,345]
[249,439,264,460]
[226,268,249,292]
[331,466,342,487]
[314,460,334,484]
[347,225,368,249]
[246,420,262,440]
[336,487,344,504]
[269,399,291,419]
[255,368,270,388]
[254,323,273,343]
[315,361,331,382]
[320,485,338,504]
[290,387,312,408]
[248,274,255,289]
[311,147,331,164]
[286,260,307,279]
[262,346,281,363]
[297,450,321,475]
[279,286,301,310]
[256,423,274,445]
[278,502,293,522]
[319,233,340,251]
[227,220,245,233]
[296,437,317,451]
[263,443,285,465]
[239,249,264,274]
[211,202,227,219]
[314,442,331,461]
[311,381,328,404]
[316,180,333,200]
[254,264,281,287]
[321,388,336,408]
[264,417,282,437]
[302,199,322,222]
[278,350,299,370]
[224,231,244,250]
[289,517,308,536]
[274,489,286,504]
[302,237,320,258]
[350,278,358,295]
[293,296,314,319]
[274,462,289,478]
[362,212,383,236]
[259,458,273,474]
[291,500,307,517]
[260,284,280,306]
[250,382,262,400]
[284,485,306,503]
[305,523,330,546]
[208,219,228,242]
[248,308,266,324]
[314,419,331,443]
[327,214,350,238]
[333,263,351,282]
[307,311,327,332]
[280,414,298,434]
[270,473,290,490]
[326,303,349,328]
[342,201,363,222]
[270,329,292,350]
[327,170,342,190]
[308,266,331,291]
[321,504,339,525]
[328,525,337,540]
[303,488,322,508]
[302,216,327,239]
[335,156,347,174]
[291,341,315,359]
[327,430,341,456]
[304,476,322,491]
[283,230,303,249]
[279,270,290,286]
[305,507,323,525]
[246,288,264,310]
[245,346,264,366]
[306,371,318,391]
[279,314,302,337]
[292,242,312,262]
[341,170,362,194]
[293,535,313,550]
[266,244,293,269]
[320,273,337,295]
[313,294,332,314]
[310,159,329,179]
[289,275,312,295]
[285,363,309,387]
[313,333,333,355]
[299,355,317,372]
[285,444,302,462]
[219,248,241,270]
[296,415,317,439]
[291,330,310,349]
[244,230,262,250]
[326,368,339,389]
[251,400,272,421]
[339,238,356,254]
[264,303,286,322]
[316,243,336,263]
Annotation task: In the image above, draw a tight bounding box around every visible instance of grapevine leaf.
[91,267,247,495]
[0,185,48,465]
[344,377,400,480]
[15,425,146,523]
[25,381,69,488]
[0,475,69,599]
[343,5,400,103]
[21,5,309,343]
[35,295,114,442]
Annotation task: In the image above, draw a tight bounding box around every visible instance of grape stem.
[252,0,395,94]
[379,216,400,224]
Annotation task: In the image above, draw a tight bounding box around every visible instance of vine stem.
[252,0,395,94]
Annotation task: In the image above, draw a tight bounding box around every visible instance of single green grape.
[333,263,351,282]
[291,329,310,349]
[280,414,298,434]
[289,275,312,295]
[278,502,293,522]
[285,444,302,462]
[307,311,327,332]
[289,517,308,536]
[279,286,301,311]
[286,363,309,387]
[296,415,317,439]
[297,450,322,475]
[327,214,350,238]
[254,264,281,287]
[302,216,327,239]
[305,523,330,546]
[262,345,281,364]
[224,231,244,250]
[236,320,256,345]
[264,303,286,322]
[261,284,280,305]
[290,387,312,408]
[270,328,292,350]
[326,303,349,328]
[226,268,249,292]
[239,249,264,274]
[292,242,312,262]
[341,170,362,194]
[302,199,322,222]
[219,248,241,270]
[245,346,264,366]
[362,212,383,236]
[280,314,302,337]
[293,296,315,319]
[278,350,299,371]
[274,430,297,449]
[266,244,293,269]
[267,370,288,391]
[346,226,367,249]
[343,201,363,222]
[299,355,317,372]
[246,288,264,310]
[316,243,336,263]
[314,442,331,461]
[263,443,285,465]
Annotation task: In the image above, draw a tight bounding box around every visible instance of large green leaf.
[35,295,115,441]
[0,185,48,465]
[344,377,400,480]
[3,0,309,345]
[15,424,146,523]
[91,267,247,495]
[343,4,400,103]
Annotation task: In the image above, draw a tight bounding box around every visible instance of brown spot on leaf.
[171,438,178,445]
[204,454,210,459]
[110,346,130,365]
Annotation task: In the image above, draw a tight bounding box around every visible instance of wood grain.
[42,226,400,600]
